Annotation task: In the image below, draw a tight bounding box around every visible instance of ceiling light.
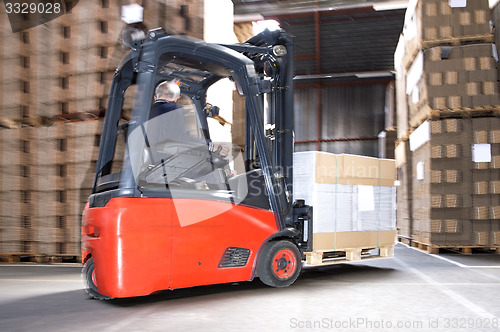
[372,1,408,11]
[252,20,280,35]
[121,4,144,24]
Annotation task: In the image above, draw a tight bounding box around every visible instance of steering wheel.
[140,142,231,186]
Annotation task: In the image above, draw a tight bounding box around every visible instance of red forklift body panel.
[82,197,278,298]
[170,198,278,289]
[82,197,174,298]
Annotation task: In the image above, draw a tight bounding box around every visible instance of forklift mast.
[223,29,296,225]
[226,30,313,250]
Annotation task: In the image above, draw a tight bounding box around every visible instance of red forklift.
[81,28,314,299]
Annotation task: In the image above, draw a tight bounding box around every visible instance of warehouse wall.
[294,82,388,157]
[274,7,402,158]
[293,88,317,152]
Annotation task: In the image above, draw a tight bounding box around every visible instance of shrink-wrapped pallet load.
[293,151,397,255]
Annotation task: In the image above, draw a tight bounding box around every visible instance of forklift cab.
[82,29,311,299]
[92,31,287,216]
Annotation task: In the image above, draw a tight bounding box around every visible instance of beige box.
[68,163,96,190]
[35,215,80,242]
[312,230,397,252]
[36,191,66,217]
[62,242,82,256]
[313,153,396,187]
[33,165,64,192]
[36,242,58,256]
[493,231,500,245]
[0,130,22,166]
[64,215,84,243]
[0,240,23,254]
[474,231,489,245]
[395,141,413,241]
[36,241,81,256]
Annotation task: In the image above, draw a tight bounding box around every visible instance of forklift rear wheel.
[257,240,301,288]
[82,257,112,300]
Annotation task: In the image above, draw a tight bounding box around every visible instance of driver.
[147,81,229,160]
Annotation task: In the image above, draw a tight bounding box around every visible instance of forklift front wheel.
[257,240,301,288]
[82,257,112,300]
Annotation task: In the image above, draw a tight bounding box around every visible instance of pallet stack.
[0,0,205,262]
[35,121,103,258]
[409,118,500,251]
[0,0,122,262]
[0,120,104,261]
[395,0,500,252]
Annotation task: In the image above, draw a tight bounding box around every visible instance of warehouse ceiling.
[232,0,407,78]
[232,0,408,17]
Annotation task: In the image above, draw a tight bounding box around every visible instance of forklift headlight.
[273,45,287,57]
[122,27,145,49]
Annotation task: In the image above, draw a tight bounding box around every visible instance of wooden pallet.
[410,241,500,255]
[0,253,81,264]
[398,237,412,246]
[395,134,411,147]
[421,34,495,49]
[304,245,394,266]
[428,107,500,120]
[0,110,104,129]
[409,105,500,129]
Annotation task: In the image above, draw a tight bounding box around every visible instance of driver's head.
[155,81,180,102]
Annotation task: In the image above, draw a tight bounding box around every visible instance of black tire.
[257,240,302,288]
[82,257,112,300]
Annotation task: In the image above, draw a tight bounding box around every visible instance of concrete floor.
[1,244,500,332]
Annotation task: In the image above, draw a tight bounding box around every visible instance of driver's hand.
[213,143,230,157]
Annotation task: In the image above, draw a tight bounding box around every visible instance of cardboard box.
[311,152,396,187]
[294,151,397,252]
[408,117,500,246]
[0,0,206,257]
[403,0,491,51]
[395,140,413,240]
[312,230,397,252]
[406,44,500,128]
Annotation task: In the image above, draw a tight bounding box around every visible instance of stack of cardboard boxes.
[395,0,500,251]
[293,151,397,259]
[408,118,500,249]
[0,120,103,259]
[0,0,204,261]
[0,0,122,260]
[35,121,103,257]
